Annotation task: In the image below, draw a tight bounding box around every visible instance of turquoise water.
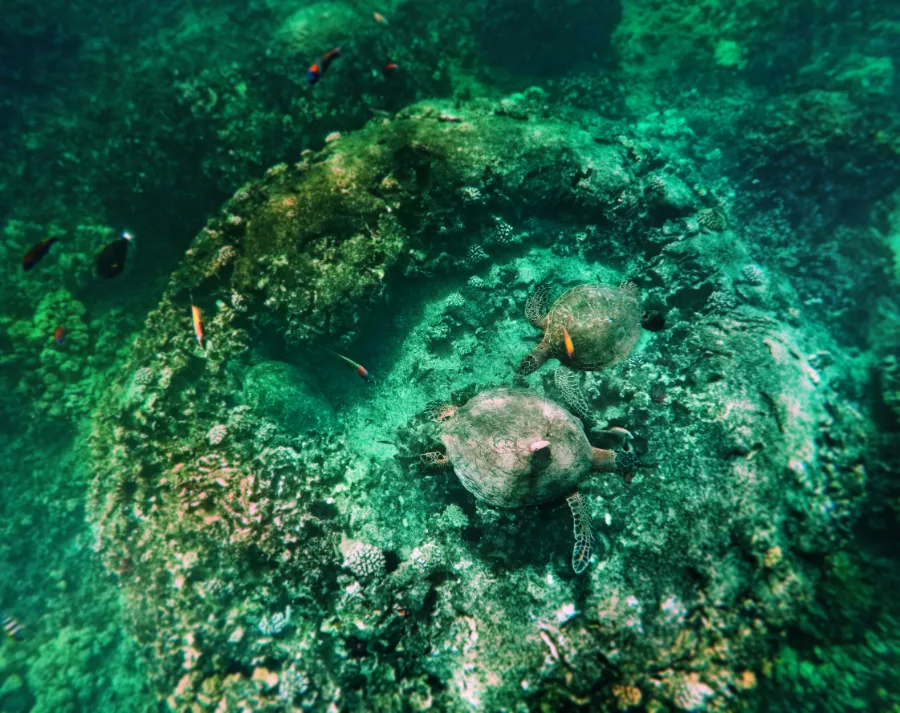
[2,1,900,711]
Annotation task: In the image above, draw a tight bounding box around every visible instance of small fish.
[54,325,66,345]
[307,47,341,85]
[2,614,24,642]
[322,47,341,71]
[96,232,134,279]
[22,237,58,271]
[383,62,399,77]
[600,426,634,440]
[373,11,388,24]
[190,297,204,347]
[328,349,376,383]
[367,106,392,118]
[562,325,574,360]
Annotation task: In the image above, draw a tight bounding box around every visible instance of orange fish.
[383,62,399,77]
[373,11,388,24]
[22,237,58,271]
[562,325,574,360]
[191,301,204,347]
[328,349,376,383]
[54,325,66,345]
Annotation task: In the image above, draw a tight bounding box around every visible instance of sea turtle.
[518,282,643,375]
[427,388,631,573]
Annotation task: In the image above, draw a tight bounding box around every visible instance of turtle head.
[517,340,551,375]
[591,447,616,472]
[425,401,457,423]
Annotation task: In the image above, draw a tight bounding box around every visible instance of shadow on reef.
[477,0,622,78]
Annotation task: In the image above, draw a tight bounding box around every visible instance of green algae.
[243,361,334,432]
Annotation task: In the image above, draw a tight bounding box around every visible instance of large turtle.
[518,282,643,375]
[429,388,631,573]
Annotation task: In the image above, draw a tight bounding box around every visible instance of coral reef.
[82,97,888,711]
[2,1,900,711]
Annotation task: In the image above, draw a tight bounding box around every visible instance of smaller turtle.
[518,282,643,375]
[425,388,632,573]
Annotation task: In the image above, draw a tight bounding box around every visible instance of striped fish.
[2,614,24,641]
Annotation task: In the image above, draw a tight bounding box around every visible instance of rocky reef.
[84,96,885,711]
[2,0,900,711]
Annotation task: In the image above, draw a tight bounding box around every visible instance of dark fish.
[307,47,341,85]
[2,614,24,641]
[383,62,399,77]
[96,232,133,279]
[22,237,58,271]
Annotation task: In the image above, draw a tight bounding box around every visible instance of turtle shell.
[441,388,593,508]
[544,283,642,371]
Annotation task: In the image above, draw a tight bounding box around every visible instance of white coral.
[673,673,714,711]
[207,424,228,445]
[342,542,386,581]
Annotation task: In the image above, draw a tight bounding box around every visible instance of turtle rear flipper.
[567,491,593,575]
[525,284,551,329]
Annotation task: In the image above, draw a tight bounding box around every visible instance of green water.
[2,1,900,711]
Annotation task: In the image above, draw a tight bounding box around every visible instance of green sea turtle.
[427,388,631,573]
[518,282,643,375]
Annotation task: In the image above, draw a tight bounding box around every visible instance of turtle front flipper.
[525,284,551,329]
[567,490,593,575]
[517,340,551,375]
[554,366,590,421]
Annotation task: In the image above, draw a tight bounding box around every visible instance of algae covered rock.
[272,2,359,55]
[242,360,333,431]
